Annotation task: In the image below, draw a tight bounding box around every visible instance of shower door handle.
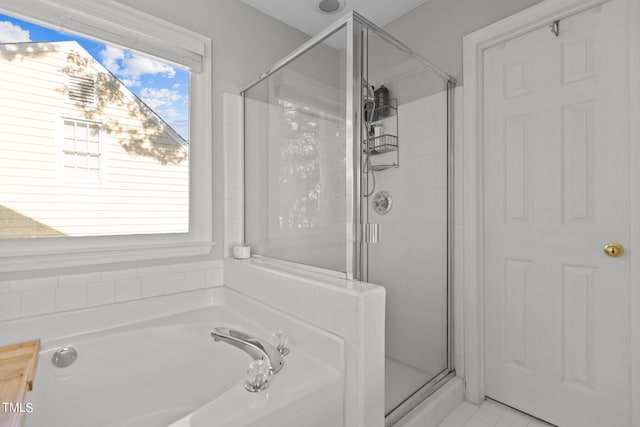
[363,223,381,244]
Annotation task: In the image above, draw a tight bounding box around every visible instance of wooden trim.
[0,340,40,403]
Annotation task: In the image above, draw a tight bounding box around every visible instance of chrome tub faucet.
[210,327,285,374]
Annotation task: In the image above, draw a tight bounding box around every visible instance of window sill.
[0,241,215,274]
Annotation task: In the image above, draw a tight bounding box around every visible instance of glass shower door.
[359,28,452,418]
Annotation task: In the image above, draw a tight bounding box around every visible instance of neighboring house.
[0,41,189,238]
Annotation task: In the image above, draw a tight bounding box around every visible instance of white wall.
[383,0,545,83]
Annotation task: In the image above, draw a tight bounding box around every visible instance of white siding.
[0,43,189,238]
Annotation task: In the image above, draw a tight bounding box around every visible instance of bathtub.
[20,290,344,427]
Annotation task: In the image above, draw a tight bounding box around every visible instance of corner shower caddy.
[364,98,399,171]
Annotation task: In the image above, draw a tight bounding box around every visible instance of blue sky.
[0,14,190,140]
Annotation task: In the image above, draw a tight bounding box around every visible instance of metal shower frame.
[241,11,457,425]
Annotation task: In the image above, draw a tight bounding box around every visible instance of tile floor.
[437,399,555,427]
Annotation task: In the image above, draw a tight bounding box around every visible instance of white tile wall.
[223,92,244,258]
[225,258,386,427]
[0,260,224,322]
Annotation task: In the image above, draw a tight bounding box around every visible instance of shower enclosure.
[242,12,455,425]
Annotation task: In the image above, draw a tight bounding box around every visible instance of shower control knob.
[372,191,392,215]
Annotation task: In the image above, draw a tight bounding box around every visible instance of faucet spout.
[210,327,284,374]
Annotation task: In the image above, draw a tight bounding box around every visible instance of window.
[62,119,101,184]
[0,0,212,272]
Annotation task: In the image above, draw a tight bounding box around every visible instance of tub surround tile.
[1,260,223,323]
[58,273,100,287]
[137,265,171,278]
[21,288,55,317]
[140,276,165,298]
[333,306,359,341]
[206,266,224,287]
[0,293,21,321]
[101,268,139,282]
[164,272,187,294]
[0,288,219,348]
[313,287,334,330]
[185,269,207,290]
[115,278,141,302]
[55,284,88,312]
[10,277,57,292]
[88,282,116,307]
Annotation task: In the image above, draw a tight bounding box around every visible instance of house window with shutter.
[66,73,96,105]
[61,119,102,184]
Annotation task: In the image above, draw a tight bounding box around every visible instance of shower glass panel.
[360,28,451,419]
[244,28,347,272]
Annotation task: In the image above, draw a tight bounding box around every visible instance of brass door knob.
[603,242,624,257]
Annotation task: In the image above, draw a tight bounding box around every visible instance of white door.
[483,1,631,426]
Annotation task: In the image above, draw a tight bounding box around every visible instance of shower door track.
[385,370,457,426]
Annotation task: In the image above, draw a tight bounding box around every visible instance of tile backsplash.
[0,259,223,322]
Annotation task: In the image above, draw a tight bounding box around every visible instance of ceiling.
[239,0,431,38]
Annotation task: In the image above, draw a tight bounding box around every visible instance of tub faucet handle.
[245,359,270,392]
[273,331,290,356]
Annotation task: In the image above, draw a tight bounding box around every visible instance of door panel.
[483,2,631,426]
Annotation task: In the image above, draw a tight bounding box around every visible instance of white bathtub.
[19,290,344,427]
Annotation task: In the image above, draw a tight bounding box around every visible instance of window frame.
[58,117,105,186]
[0,0,213,273]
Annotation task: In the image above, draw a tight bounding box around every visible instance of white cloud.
[140,87,181,109]
[156,108,180,118]
[0,21,31,43]
[99,46,176,87]
[99,45,124,75]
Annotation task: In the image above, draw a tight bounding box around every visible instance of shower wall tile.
[0,260,224,321]
[225,258,386,427]
[370,90,450,377]
[366,87,465,385]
